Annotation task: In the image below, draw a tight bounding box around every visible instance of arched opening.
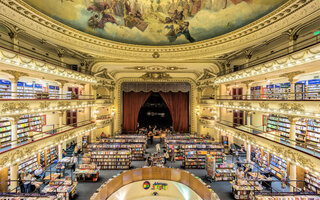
[137,92,172,129]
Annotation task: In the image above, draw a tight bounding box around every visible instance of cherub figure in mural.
[123,0,149,32]
[87,2,118,29]
[165,21,195,43]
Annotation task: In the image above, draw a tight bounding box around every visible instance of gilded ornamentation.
[57,101,71,108]
[259,102,269,109]
[39,101,51,109]
[55,79,69,87]
[140,72,171,80]
[2,102,29,112]
[279,103,304,112]
[280,71,305,83]
[228,102,234,107]
[2,70,28,82]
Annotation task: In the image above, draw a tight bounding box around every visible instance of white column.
[246,143,251,161]
[290,79,297,100]
[10,164,18,192]
[289,117,298,147]
[289,163,297,192]
[58,144,63,160]
[77,135,82,151]
[9,117,18,148]
[10,79,17,99]
[58,111,64,128]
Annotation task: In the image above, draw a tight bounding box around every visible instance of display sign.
[308,79,320,85]
[143,181,168,191]
[143,181,150,190]
[0,79,11,85]
[17,81,24,86]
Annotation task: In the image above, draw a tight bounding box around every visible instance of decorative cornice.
[2,70,28,82]
[0,48,97,83]
[216,44,320,84]
[0,0,316,60]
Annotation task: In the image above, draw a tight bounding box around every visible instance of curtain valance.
[122,82,190,92]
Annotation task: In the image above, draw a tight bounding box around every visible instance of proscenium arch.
[114,78,197,134]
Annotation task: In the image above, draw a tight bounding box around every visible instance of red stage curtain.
[123,92,151,133]
[160,92,189,132]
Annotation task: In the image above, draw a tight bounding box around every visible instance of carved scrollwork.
[39,101,51,109]
[2,102,29,112]
[259,102,269,109]
[279,103,304,112]
[57,101,71,108]
[140,72,171,80]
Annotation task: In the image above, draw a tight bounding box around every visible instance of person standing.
[18,169,26,193]
[164,150,169,165]
[34,166,45,179]
[150,132,154,145]
[171,149,176,162]
[156,143,161,153]
[23,172,32,193]
[71,154,78,171]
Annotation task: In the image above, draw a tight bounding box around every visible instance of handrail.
[0,37,77,72]
[218,35,320,76]
[0,120,94,154]
[217,91,320,101]
[90,167,219,200]
[0,91,94,100]
[217,120,320,158]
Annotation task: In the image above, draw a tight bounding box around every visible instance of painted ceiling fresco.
[22,0,288,45]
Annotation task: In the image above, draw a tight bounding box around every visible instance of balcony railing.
[0,91,94,100]
[217,91,320,101]
[0,120,94,153]
[218,35,320,76]
[217,120,320,158]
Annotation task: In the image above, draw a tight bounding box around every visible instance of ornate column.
[246,142,251,161]
[289,163,297,192]
[58,144,63,160]
[58,111,64,128]
[2,70,28,99]
[288,116,299,147]
[241,80,254,99]
[55,80,68,99]
[10,164,18,192]
[9,116,19,148]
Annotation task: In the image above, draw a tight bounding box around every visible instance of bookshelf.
[215,163,235,181]
[0,80,11,99]
[47,147,58,166]
[19,154,37,173]
[267,115,320,152]
[183,150,224,169]
[89,150,131,170]
[48,85,60,99]
[304,172,320,194]
[97,139,146,161]
[269,154,288,180]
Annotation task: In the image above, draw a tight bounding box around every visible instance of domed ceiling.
[22,0,288,46]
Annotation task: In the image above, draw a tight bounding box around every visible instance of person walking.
[164,150,169,165]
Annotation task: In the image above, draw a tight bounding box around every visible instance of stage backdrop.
[123,91,189,133]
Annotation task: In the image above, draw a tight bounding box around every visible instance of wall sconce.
[195,106,200,115]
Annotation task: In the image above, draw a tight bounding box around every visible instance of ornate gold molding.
[2,70,28,82]
[0,0,314,59]
[140,72,171,80]
[2,102,29,113]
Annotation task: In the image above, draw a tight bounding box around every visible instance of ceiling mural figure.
[22,0,288,45]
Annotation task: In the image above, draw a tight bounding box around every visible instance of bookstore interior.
[0,0,320,200]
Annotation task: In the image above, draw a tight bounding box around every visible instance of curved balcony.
[216,120,320,175]
[90,167,219,200]
[0,120,96,170]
